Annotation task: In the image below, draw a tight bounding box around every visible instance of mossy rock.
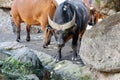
[1,57,44,79]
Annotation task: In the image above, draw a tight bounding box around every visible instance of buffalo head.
[48,12,76,47]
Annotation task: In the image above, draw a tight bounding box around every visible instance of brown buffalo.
[88,7,106,25]
[11,0,58,47]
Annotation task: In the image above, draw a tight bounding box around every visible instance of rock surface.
[0,41,93,80]
[0,9,13,34]
[0,42,51,80]
[0,41,25,50]
[80,12,120,72]
[0,0,13,8]
[12,47,42,68]
[93,0,120,15]
[91,69,120,80]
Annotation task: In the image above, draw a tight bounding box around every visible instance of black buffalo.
[48,0,88,61]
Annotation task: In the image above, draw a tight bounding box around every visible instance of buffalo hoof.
[71,55,80,61]
[54,55,62,62]
[43,44,48,48]
[72,55,85,66]
[16,39,20,42]
[43,41,50,48]
[26,38,30,42]
[56,57,62,62]
[72,57,78,61]
[79,59,85,66]
[55,58,62,63]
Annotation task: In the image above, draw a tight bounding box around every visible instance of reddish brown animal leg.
[16,24,21,42]
[43,27,53,48]
[26,25,31,42]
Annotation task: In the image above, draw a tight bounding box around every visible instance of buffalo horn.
[48,15,60,30]
[48,11,76,31]
[61,11,76,30]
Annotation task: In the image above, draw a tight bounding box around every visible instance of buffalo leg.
[26,24,31,41]
[40,20,52,48]
[16,23,21,42]
[71,34,79,60]
[78,30,86,53]
[43,25,53,48]
[78,30,86,64]
[56,47,62,61]
[12,16,21,42]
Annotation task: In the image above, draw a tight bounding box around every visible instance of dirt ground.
[0,31,84,64]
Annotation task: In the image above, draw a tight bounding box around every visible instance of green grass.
[95,0,101,4]
[80,75,93,80]
[2,57,33,76]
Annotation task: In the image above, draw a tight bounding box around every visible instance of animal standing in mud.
[11,0,58,47]
[48,0,89,61]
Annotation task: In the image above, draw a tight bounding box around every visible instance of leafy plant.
[95,0,101,4]
[1,57,48,79]
[1,57,33,78]
[80,75,93,80]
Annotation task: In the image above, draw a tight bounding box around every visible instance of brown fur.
[94,10,106,23]
[88,7,106,25]
[11,0,58,46]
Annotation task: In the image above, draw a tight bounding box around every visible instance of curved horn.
[61,11,76,30]
[48,15,60,30]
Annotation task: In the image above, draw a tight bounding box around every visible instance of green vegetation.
[50,72,64,80]
[1,57,32,78]
[1,57,43,79]
[80,75,93,80]
[95,0,100,4]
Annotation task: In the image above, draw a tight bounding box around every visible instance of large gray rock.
[0,42,51,79]
[93,0,119,15]
[91,69,120,80]
[80,12,120,72]
[0,9,13,34]
[12,47,42,68]
[0,0,13,8]
[108,9,116,15]
[0,41,25,50]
